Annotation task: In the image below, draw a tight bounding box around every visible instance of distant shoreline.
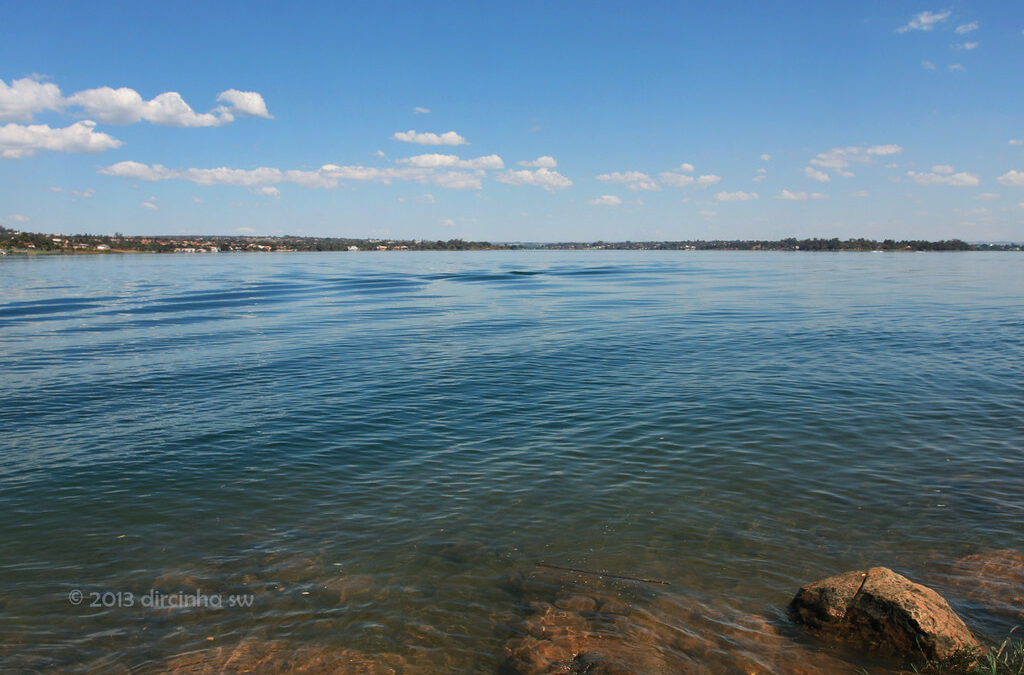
[2,229,1020,255]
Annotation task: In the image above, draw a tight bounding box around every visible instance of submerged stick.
[535,561,670,586]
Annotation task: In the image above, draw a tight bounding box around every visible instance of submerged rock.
[502,567,857,674]
[164,638,409,674]
[788,566,981,661]
[934,549,1024,629]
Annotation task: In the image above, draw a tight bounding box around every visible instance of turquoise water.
[1,251,1022,672]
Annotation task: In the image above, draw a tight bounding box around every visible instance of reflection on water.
[0,251,1022,672]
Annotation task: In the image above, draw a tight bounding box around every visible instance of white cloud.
[998,170,1024,186]
[1010,139,1023,146]
[67,88,225,126]
[848,190,870,198]
[659,171,693,187]
[0,120,122,159]
[518,156,557,168]
[715,190,758,201]
[696,174,721,186]
[776,189,828,200]
[955,42,979,50]
[760,154,771,162]
[48,186,94,198]
[100,160,486,191]
[237,226,256,233]
[931,164,954,174]
[396,153,504,169]
[0,77,63,122]
[0,78,270,128]
[922,60,937,70]
[949,63,966,72]
[897,10,951,33]
[806,145,902,180]
[391,129,467,145]
[141,197,158,210]
[216,89,272,118]
[805,166,831,183]
[496,167,572,191]
[955,21,979,34]
[752,169,767,183]
[430,171,484,190]
[596,170,659,191]
[587,195,622,206]
[414,106,430,114]
[253,185,280,198]
[677,162,695,172]
[907,170,980,186]
[866,144,903,156]
[699,209,717,218]
[976,192,999,200]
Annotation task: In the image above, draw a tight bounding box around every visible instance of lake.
[1,250,1021,672]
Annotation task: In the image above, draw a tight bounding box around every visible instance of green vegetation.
[1,225,1020,254]
[905,635,1024,675]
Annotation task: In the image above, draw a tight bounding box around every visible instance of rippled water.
[1,251,1022,672]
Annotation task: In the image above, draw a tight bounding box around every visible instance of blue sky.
[1,1,1023,242]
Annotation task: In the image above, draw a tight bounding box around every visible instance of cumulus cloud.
[922,60,937,70]
[0,120,122,158]
[67,88,221,126]
[696,174,721,186]
[805,166,831,183]
[496,167,572,191]
[906,170,980,186]
[659,171,693,187]
[715,190,758,201]
[760,154,771,162]
[866,145,903,156]
[414,106,430,114]
[63,86,271,127]
[587,195,622,206]
[998,170,1024,186]
[807,145,902,179]
[954,42,979,50]
[0,77,63,122]
[141,197,158,210]
[253,185,280,198]
[216,90,272,118]
[518,156,557,168]
[776,189,828,200]
[931,164,954,174]
[848,190,870,198]
[396,153,504,169]
[897,10,951,33]
[48,186,94,198]
[596,170,659,191]
[100,160,487,191]
[391,129,467,145]
[753,168,767,182]
[955,21,979,34]
[949,64,966,72]
[677,162,695,172]
[0,78,271,128]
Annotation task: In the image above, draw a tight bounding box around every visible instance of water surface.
[1,251,1021,672]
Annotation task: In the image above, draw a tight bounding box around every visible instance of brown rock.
[936,549,1024,628]
[789,566,982,661]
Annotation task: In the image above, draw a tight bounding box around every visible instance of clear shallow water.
[1,251,1022,672]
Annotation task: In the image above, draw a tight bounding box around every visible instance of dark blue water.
[1,251,1022,672]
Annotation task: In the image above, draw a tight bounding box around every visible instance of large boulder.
[788,566,981,661]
